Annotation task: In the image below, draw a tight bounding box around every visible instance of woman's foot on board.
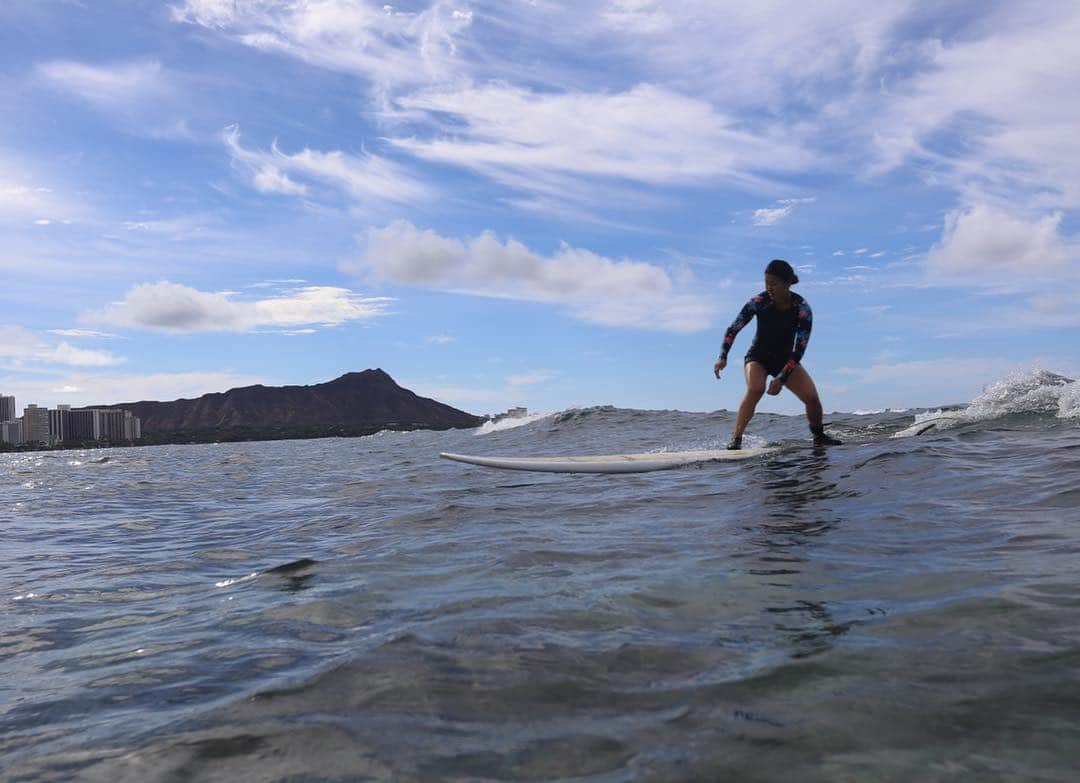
[812,427,842,446]
[726,435,743,450]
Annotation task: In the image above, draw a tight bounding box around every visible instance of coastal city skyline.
[0,393,141,446]
[3,2,1079,416]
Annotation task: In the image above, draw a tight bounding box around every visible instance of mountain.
[107,369,483,441]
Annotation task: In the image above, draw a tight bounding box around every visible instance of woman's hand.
[767,377,784,396]
[713,356,727,378]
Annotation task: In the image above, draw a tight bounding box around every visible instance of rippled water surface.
[4,373,1080,781]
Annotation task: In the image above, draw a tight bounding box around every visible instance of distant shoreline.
[0,422,477,454]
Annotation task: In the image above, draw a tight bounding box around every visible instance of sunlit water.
[3,371,1080,781]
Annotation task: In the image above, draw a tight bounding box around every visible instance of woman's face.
[764,273,789,298]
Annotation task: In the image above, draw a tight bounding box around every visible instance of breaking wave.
[893,370,1077,437]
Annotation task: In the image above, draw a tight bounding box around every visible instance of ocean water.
[3,370,1080,782]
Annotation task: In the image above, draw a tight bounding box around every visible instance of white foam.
[967,369,1074,419]
[1058,381,1080,419]
[893,369,1076,436]
[214,572,258,588]
[474,412,551,435]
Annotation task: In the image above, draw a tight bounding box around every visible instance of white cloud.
[752,207,793,227]
[868,5,1080,210]
[172,0,474,92]
[49,342,124,367]
[2,370,268,408]
[752,197,816,226]
[348,220,715,333]
[926,203,1070,280]
[87,282,393,333]
[594,1,909,107]
[0,326,124,368]
[427,334,455,344]
[224,126,429,204]
[36,59,190,138]
[37,59,166,107]
[169,2,1080,223]
[392,83,815,194]
[48,329,119,339]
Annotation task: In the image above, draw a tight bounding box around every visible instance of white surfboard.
[439,448,771,474]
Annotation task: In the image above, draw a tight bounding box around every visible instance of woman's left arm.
[779,300,813,385]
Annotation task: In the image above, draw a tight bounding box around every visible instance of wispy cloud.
[36,59,191,138]
[0,325,124,368]
[595,0,909,106]
[48,329,119,339]
[348,220,715,333]
[37,59,166,107]
[224,125,430,205]
[172,0,475,93]
[86,282,394,333]
[170,2,1080,223]
[752,197,816,226]
[868,4,1080,210]
[1,369,268,408]
[392,83,815,196]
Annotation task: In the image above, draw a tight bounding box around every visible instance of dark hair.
[765,258,798,285]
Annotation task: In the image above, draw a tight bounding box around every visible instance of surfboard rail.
[439,448,771,474]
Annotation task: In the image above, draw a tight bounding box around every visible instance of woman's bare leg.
[732,362,767,441]
[782,365,823,431]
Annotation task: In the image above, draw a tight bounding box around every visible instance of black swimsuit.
[719,291,813,383]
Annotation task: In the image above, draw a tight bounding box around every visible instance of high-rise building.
[66,408,142,443]
[96,409,126,442]
[123,411,141,441]
[22,405,51,445]
[0,395,15,422]
[49,405,71,444]
[67,409,97,441]
[1,419,21,445]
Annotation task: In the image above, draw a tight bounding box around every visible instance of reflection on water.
[731,449,858,661]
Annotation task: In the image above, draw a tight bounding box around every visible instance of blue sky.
[2,0,1078,417]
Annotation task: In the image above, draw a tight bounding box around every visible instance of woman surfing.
[713,259,841,449]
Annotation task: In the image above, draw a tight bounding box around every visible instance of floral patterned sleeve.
[779,299,813,384]
[719,297,759,360]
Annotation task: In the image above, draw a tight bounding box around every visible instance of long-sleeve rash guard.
[719,291,812,384]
